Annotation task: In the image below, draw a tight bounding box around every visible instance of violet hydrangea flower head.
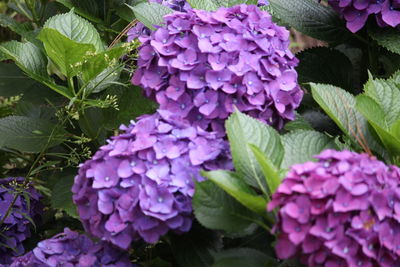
[72,111,232,249]
[0,177,42,265]
[268,149,400,266]
[132,4,303,131]
[327,0,400,32]
[9,228,134,267]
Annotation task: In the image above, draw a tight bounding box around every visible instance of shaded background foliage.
[0,0,399,266]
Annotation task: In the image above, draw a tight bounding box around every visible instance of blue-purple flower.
[327,0,400,32]
[132,4,303,132]
[8,228,134,267]
[268,149,400,267]
[0,177,42,265]
[72,111,232,249]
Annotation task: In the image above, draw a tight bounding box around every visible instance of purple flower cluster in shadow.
[8,228,134,267]
[268,149,400,267]
[72,111,232,249]
[327,0,400,32]
[150,0,191,12]
[0,177,42,265]
[132,4,302,131]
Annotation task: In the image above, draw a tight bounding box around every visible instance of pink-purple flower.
[8,228,134,267]
[72,111,232,249]
[268,149,400,266]
[327,0,400,32]
[0,177,42,265]
[132,4,303,132]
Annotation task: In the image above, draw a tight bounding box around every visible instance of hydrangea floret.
[72,111,232,249]
[0,177,42,265]
[9,228,134,267]
[132,4,303,131]
[327,0,400,32]
[269,149,400,267]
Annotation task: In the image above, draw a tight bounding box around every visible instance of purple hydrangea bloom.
[327,0,400,32]
[8,228,134,267]
[268,149,400,267]
[72,111,232,249]
[0,177,42,265]
[132,4,302,131]
[150,0,191,12]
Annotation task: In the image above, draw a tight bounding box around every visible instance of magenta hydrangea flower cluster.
[8,228,134,267]
[268,149,400,267]
[132,4,302,131]
[0,177,42,265]
[72,111,231,249]
[327,0,400,32]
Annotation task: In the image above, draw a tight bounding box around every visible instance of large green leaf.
[369,27,400,55]
[363,76,400,127]
[201,170,267,215]
[0,41,48,78]
[193,180,258,236]
[38,28,96,78]
[0,14,33,37]
[226,110,283,192]
[51,174,78,218]
[249,145,281,194]
[296,47,354,90]
[56,0,103,24]
[311,83,383,154]
[212,248,276,267]
[80,46,127,83]
[186,0,219,10]
[0,116,68,153]
[127,2,173,30]
[44,10,104,52]
[0,41,72,98]
[281,130,336,169]
[268,0,349,43]
[356,95,400,155]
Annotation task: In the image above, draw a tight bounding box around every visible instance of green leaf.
[44,10,104,52]
[0,41,48,78]
[56,0,103,24]
[281,130,336,169]
[268,0,349,43]
[369,27,400,55]
[283,113,313,131]
[38,28,96,78]
[311,83,383,154]
[51,175,78,218]
[392,70,400,84]
[201,170,267,215]
[226,110,283,192]
[127,2,173,30]
[356,95,400,155]
[186,0,219,10]
[0,41,72,98]
[0,14,33,37]
[0,116,68,153]
[170,223,220,267]
[212,248,276,267]
[363,76,400,127]
[391,120,400,140]
[193,180,258,236]
[249,145,281,194]
[296,47,354,90]
[81,46,127,83]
